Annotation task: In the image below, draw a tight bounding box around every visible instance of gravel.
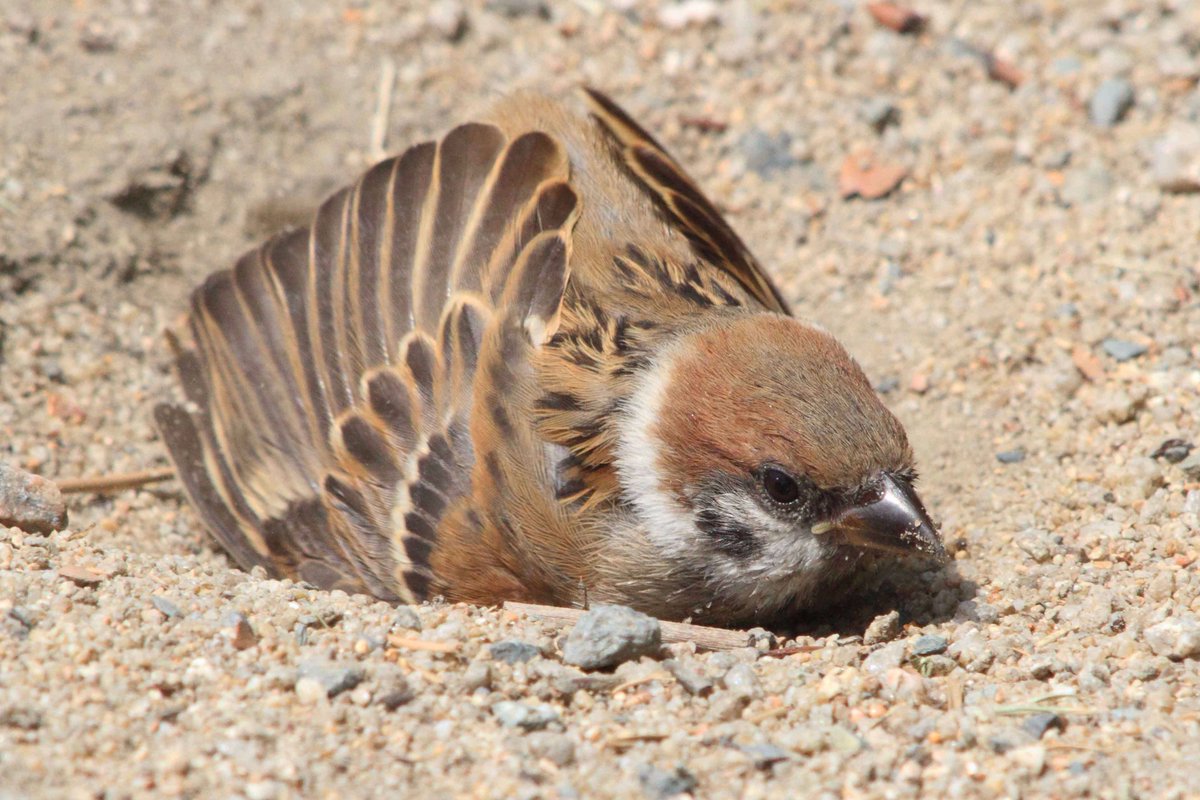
[3,1,1200,797]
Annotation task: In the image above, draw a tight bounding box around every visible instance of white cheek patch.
[703,490,833,608]
[614,353,700,560]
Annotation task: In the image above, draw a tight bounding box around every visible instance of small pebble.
[222,612,258,650]
[864,610,901,644]
[296,660,365,698]
[861,97,899,132]
[663,659,713,696]
[1150,124,1200,193]
[460,660,493,692]
[526,731,576,767]
[637,764,697,799]
[150,595,182,618]
[912,634,949,656]
[721,663,760,696]
[561,604,662,671]
[1151,439,1193,464]
[0,462,68,534]
[1022,712,1066,740]
[492,700,560,731]
[658,0,720,31]
[863,641,906,677]
[1089,78,1135,127]
[392,606,422,630]
[996,449,1026,464]
[738,742,790,769]
[427,0,468,41]
[739,129,795,176]
[483,0,548,19]
[489,640,540,664]
[1145,616,1200,661]
[1101,338,1148,362]
[376,675,415,711]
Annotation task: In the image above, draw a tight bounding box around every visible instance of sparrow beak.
[816,474,946,562]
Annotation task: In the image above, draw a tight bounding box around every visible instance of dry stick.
[368,57,396,162]
[57,466,176,495]
[503,601,752,651]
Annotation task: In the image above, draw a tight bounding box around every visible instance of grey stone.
[460,660,493,692]
[738,742,790,769]
[391,606,421,631]
[912,634,948,656]
[492,700,560,730]
[637,764,697,799]
[947,629,994,672]
[1151,439,1193,464]
[708,692,751,721]
[863,610,901,644]
[1023,711,1066,739]
[375,675,415,710]
[956,601,1001,624]
[0,462,67,534]
[561,604,662,670]
[1017,528,1055,563]
[1090,78,1135,127]
[296,660,365,698]
[861,97,899,132]
[548,665,619,696]
[489,640,540,664]
[663,659,713,696]
[526,731,575,766]
[1027,655,1062,680]
[1151,124,1200,193]
[996,449,1026,464]
[427,0,468,41]
[1060,164,1113,206]
[1101,338,1148,362]
[863,641,906,677]
[989,728,1034,754]
[484,0,548,19]
[1145,616,1200,661]
[721,663,760,696]
[1180,454,1200,481]
[151,595,183,618]
[740,129,795,176]
[826,726,864,754]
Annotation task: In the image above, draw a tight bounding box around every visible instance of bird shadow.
[767,555,977,640]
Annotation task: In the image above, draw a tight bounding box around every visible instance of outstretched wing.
[580,87,790,315]
[156,124,578,603]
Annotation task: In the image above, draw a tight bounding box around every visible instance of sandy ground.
[3,1,1200,797]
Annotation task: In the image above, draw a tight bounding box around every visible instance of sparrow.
[156,88,945,628]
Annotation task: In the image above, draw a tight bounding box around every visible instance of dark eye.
[761,466,800,504]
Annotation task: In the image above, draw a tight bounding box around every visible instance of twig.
[502,601,753,651]
[387,634,459,654]
[57,467,176,494]
[369,57,396,162]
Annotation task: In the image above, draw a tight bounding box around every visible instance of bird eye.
[761,466,801,504]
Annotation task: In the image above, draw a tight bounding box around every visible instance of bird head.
[615,313,944,619]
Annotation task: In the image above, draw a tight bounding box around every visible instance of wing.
[580,87,791,315]
[156,124,579,603]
